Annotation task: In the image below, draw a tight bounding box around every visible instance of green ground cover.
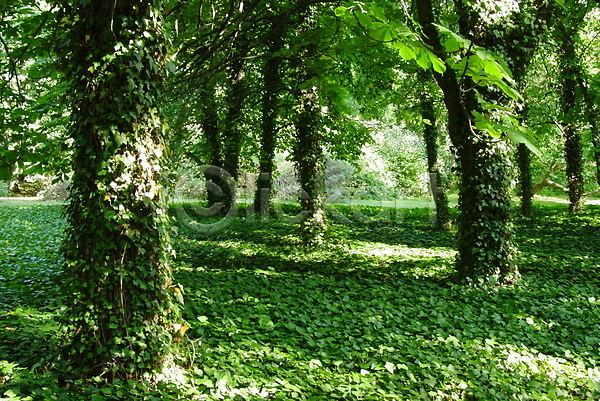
[0,202,599,400]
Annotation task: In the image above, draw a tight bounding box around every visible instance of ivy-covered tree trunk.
[254,21,286,218]
[417,0,516,282]
[477,1,549,218]
[294,84,327,246]
[293,2,327,246]
[419,81,450,230]
[60,0,182,380]
[557,31,584,213]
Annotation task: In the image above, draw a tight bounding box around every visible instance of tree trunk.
[577,76,600,186]
[558,32,584,213]
[294,84,326,246]
[200,82,225,208]
[416,0,516,282]
[60,0,182,380]
[419,79,451,230]
[517,144,533,217]
[254,22,286,218]
[292,2,327,246]
[221,38,249,213]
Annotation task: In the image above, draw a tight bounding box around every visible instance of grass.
[0,201,599,400]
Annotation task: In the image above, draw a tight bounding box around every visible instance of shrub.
[9,177,49,197]
[40,181,70,201]
[0,181,9,197]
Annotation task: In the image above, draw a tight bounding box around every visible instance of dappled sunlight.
[0,202,598,399]
[347,240,456,258]
[177,263,599,400]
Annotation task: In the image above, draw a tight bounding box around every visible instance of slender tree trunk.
[416,0,516,282]
[254,23,286,218]
[200,83,225,208]
[419,79,450,230]
[60,0,182,380]
[517,144,533,217]
[221,38,249,213]
[577,76,600,186]
[558,32,584,213]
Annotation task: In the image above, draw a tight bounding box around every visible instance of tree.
[254,13,289,217]
[58,0,183,380]
[416,0,516,281]
[0,1,70,183]
[292,1,328,245]
[553,2,586,212]
[550,1,600,211]
[477,0,551,217]
[418,72,451,230]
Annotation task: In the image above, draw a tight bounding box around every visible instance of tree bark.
[60,0,182,380]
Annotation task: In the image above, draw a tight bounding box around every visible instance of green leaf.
[428,52,447,74]
[0,165,13,181]
[369,6,389,23]
[355,12,372,29]
[334,6,348,17]
[166,60,176,73]
[370,23,394,42]
[505,127,543,157]
[393,42,416,61]
[483,60,504,80]
[495,80,522,101]
[444,37,461,53]
[415,50,431,70]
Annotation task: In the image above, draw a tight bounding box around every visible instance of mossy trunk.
[577,76,600,186]
[292,2,327,246]
[60,0,182,380]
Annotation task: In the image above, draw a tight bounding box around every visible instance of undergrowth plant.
[0,202,599,400]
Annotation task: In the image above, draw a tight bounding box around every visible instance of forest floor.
[0,201,599,400]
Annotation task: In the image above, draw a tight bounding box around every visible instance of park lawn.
[0,201,599,400]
